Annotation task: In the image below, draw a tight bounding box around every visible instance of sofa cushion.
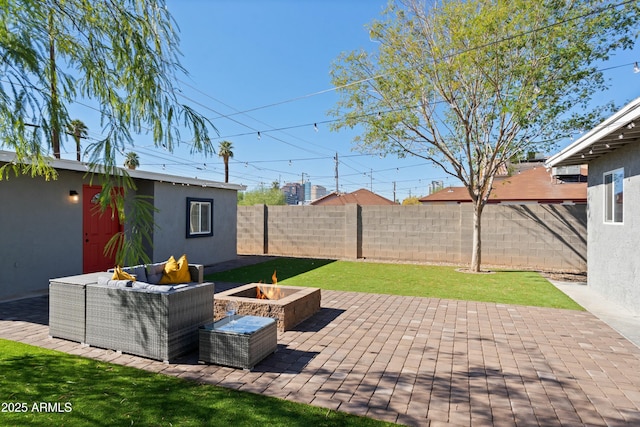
[145,284,177,292]
[146,263,166,284]
[159,255,191,284]
[97,276,133,288]
[130,281,177,292]
[128,265,148,282]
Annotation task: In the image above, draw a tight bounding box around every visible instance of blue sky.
[64,1,640,202]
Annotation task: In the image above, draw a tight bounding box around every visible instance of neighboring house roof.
[310,188,397,206]
[0,150,246,191]
[419,165,587,204]
[546,96,640,168]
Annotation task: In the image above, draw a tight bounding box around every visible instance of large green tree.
[238,187,286,206]
[330,0,639,271]
[0,0,216,265]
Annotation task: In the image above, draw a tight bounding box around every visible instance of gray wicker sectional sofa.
[50,263,214,363]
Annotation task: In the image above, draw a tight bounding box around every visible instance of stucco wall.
[0,170,84,300]
[238,203,586,272]
[587,142,640,315]
[150,182,238,266]
[0,168,239,301]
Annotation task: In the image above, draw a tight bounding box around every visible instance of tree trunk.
[49,12,60,159]
[470,201,484,272]
[224,157,229,183]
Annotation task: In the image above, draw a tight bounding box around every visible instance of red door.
[82,185,123,273]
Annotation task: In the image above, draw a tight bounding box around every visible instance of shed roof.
[546,96,640,168]
[0,150,245,191]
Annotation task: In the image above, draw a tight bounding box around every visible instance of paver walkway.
[2,269,640,425]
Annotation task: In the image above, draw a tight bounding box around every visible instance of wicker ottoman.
[199,316,277,370]
[49,272,105,343]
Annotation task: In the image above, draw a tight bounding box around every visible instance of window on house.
[604,168,623,223]
[187,198,213,238]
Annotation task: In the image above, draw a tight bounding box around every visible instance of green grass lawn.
[0,339,393,427]
[206,257,583,310]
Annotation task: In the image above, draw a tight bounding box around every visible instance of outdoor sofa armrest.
[188,264,204,283]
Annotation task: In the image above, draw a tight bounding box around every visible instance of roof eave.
[0,150,246,191]
[546,96,640,168]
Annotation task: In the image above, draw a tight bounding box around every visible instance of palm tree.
[124,152,140,170]
[218,140,234,183]
[66,119,88,162]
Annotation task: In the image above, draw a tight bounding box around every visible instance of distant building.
[310,185,327,201]
[281,182,303,205]
[303,181,311,202]
[428,180,443,194]
[311,188,397,206]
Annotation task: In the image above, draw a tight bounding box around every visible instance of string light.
[51,3,640,200]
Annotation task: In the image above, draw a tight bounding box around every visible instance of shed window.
[187,198,213,237]
[604,169,623,224]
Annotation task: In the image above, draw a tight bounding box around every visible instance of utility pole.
[370,168,373,192]
[393,181,396,203]
[334,152,339,193]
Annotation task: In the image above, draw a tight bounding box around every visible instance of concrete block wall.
[237,203,587,272]
[479,204,586,271]
[237,205,266,255]
[239,205,349,258]
[360,205,462,263]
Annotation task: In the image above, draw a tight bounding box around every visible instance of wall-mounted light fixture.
[69,190,79,203]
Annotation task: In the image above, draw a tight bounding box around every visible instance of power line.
[179,0,637,124]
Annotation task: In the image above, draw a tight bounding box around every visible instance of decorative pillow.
[146,263,166,284]
[128,265,148,283]
[112,266,136,281]
[159,254,191,284]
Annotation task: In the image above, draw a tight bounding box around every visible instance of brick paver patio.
[2,288,640,426]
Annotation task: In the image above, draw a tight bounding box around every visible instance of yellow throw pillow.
[159,254,191,284]
[112,266,136,281]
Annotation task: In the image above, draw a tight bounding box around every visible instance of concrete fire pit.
[214,284,321,332]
